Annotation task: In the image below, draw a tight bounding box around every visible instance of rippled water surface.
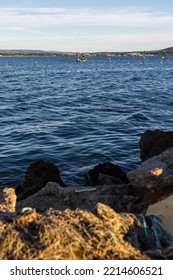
[0,55,173,186]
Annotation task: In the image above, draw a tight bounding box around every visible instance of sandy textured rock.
[128,147,173,189]
[146,194,173,236]
[16,181,134,213]
[0,188,16,212]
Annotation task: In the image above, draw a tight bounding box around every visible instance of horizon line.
[0,46,172,53]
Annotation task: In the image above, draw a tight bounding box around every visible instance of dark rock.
[15,160,66,201]
[134,184,173,205]
[139,130,173,161]
[85,162,130,186]
[16,182,135,213]
[97,173,124,186]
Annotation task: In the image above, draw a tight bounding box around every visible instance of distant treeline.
[0,48,173,57]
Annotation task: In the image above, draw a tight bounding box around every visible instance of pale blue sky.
[0,0,173,52]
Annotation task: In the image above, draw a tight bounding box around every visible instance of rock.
[127,146,173,190]
[15,160,66,201]
[139,130,173,161]
[146,194,173,236]
[85,162,130,186]
[134,184,173,205]
[16,181,134,213]
[0,188,16,212]
[97,173,124,186]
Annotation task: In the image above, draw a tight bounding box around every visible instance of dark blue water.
[0,55,173,187]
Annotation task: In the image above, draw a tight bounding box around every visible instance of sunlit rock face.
[128,146,173,190]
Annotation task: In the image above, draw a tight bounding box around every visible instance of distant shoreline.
[0,47,173,57]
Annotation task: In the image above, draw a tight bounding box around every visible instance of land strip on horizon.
[0,47,173,57]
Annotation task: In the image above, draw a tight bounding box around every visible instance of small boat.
[76,53,87,62]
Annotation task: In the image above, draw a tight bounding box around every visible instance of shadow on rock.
[85,162,130,186]
[139,130,173,161]
[15,160,66,201]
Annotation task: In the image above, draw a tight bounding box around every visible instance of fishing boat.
[76,53,87,62]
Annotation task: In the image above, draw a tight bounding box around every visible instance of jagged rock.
[15,160,66,201]
[127,146,173,190]
[0,188,16,212]
[85,162,130,186]
[139,130,173,161]
[16,181,134,213]
[134,184,173,206]
[97,173,123,186]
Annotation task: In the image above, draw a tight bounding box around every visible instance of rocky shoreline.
[1,129,173,260]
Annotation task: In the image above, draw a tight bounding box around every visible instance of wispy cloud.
[0,7,173,30]
[0,6,172,51]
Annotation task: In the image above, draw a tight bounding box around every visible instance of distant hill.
[0,49,46,55]
[162,47,173,51]
[161,47,173,54]
[0,49,74,56]
[0,47,173,57]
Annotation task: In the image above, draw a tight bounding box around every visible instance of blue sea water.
[0,55,173,187]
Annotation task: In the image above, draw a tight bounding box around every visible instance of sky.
[0,0,173,52]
